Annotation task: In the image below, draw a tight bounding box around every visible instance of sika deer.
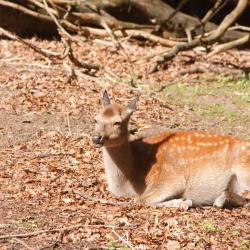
[92,91,250,208]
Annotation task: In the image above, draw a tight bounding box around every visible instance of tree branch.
[150,0,248,72]
[0,0,51,22]
[208,34,250,57]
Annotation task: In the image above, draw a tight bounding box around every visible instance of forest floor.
[0,37,250,250]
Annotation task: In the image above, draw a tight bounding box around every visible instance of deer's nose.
[92,134,103,145]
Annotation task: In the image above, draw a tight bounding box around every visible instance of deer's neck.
[102,141,144,197]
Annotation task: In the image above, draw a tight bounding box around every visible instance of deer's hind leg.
[213,174,250,208]
[235,146,250,207]
[213,190,250,208]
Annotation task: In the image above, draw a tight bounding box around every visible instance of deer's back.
[131,130,250,199]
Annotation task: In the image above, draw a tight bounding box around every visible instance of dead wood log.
[0,0,249,74]
[150,0,249,72]
[0,0,247,40]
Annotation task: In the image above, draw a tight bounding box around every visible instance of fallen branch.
[208,34,250,57]
[125,30,181,47]
[150,40,199,73]
[0,0,51,21]
[27,0,58,16]
[12,238,34,250]
[229,25,250,32]
[150,0,248,72]
[201,0,229,25]
[73,190,133,206]
[0,21,99,76]
[206,0,248,41]
[67,42,100,71]
[156,75,188,92]
[112,230,135,250]
[0,224,134,240]
[0,225,82,240]
[42,0,73,40]
[42,0,99,72]
[0,27,68,59]
[0,0,248,75]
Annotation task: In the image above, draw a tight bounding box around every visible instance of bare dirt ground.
[0,38,250,249]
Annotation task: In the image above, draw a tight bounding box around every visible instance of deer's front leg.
[138,176,191,208]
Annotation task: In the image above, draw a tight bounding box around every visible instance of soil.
[0,38,249,249]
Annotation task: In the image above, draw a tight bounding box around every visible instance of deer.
[92,91,250,209]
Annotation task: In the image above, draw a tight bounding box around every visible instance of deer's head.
[92,91,138,148]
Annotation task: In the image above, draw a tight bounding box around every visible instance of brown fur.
[92,94,250,208]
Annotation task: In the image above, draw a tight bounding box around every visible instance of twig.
[0,226,80,240]
[0,0,93,36]
[26,0,58,16]
[38,240,60,250]
[66,40,100,70]
[165,0,189,22]
[208,34,250,57]
[73,190,133,206]
[56,127,64,137]
[229,25,250,32]
[0,0,51,21]
[156,75,188,92]
[64,25,179,47]
[0,27,67,59]
[100,16,120,50]
[112,230,135,250]
[125,30,182,47]
[201,0,229,24]
[0,224,134,240]
[0,4,99,73]
[66,108,72,137]
[63,61,77,81]
[42,0,73,40]
[12,238,34,250]
[205,0,248,41]
[150,0,248,72]
[150,39,198,73]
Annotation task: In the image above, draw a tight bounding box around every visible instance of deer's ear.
[101,90,111,107]
[126,96,138,115]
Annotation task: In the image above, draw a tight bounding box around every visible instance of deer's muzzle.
[92,133,105,147]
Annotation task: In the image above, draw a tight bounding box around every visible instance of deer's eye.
[113,121,122,126]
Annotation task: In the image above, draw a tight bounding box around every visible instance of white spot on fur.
[187,135,192,143]
[169,148,174,153]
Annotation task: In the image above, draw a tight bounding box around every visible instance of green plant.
[237,240,250,250]
[200,219,220,233]
[107,241,129,250]
[107,241,116,250]
[16,219,37,229]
